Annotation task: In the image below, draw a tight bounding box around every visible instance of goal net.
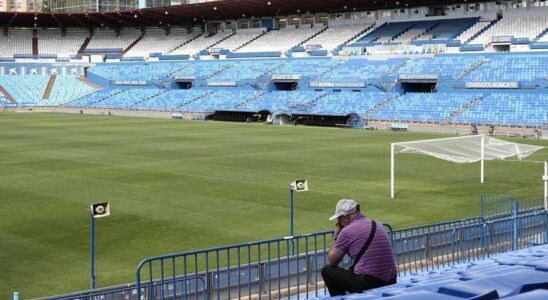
[391,135,544,198]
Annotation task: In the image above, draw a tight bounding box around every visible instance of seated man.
[321,199,397,296]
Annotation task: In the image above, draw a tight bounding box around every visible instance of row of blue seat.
[66,89,547,127]
[87,54,548,85]
[323,243,548,299]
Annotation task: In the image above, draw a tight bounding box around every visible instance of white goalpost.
[390,134,545,199]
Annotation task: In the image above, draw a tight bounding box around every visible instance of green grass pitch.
[0,112,546,298]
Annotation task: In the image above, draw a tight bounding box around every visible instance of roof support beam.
[5,13,18,32]
[51,14,64,31]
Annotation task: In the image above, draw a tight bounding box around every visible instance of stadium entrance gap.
[173,79,193,89]
[210,110,271,123]
[398,74,438,93]
[275,113,351,127]
[271,75,300,91]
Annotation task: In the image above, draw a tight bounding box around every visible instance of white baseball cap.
[329,199,359,221]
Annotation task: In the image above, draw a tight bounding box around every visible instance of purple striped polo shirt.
[333,214,397,282]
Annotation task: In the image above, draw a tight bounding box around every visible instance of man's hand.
[327,221,344,267]
[334,221,343,239]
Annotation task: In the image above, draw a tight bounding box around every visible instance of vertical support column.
[391,143,395,198]
[289,189,295,256]
[512,201,519,251]
[13,292,19,300]
[289,189,294,237]
[542,162,548,210]
[480,135,485,184]
[90,212,96,289]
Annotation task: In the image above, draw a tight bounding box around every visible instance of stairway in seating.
[298,26,328,47]
[89,90,124,107]
[0,84,17,104]
[312,61,344,82]
[351,23,385,44]
[340,23,376,48]
[465,18,501,44]
[234,91,267,109]
[207,64,235,80]
[42,75,57,100]
[234,30,269,52]
[388,24,417,42]
[453,58,490,81]
[123,36,143,55]
[175,90,214,111]
[252,60,287,89]
[286,93,326,113]
[78,76,101,89]
[442,96,483,124]
[166,33,203,54]
[207,31,237,49]
[78,37,91,54]
[129,89,167,108]
[32,37,38,56]
[160,64,192,81]
[532,28,548,42]
[365,94,401,117]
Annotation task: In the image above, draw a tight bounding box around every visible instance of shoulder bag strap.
[349,220,377,273]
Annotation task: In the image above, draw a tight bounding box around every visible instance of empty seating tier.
[332,243,548,300]
[469,16,548,45]
[304,23,374,51]
[452,93,547,127]
[370,92,481,123]
[124,28,199,57]
[236,25,325,53]
[86,29,141,51]
[37,29,88,58]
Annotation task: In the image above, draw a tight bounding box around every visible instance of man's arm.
[327,244,344,267]
[327,222,344,267]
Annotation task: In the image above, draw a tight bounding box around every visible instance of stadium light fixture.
[89,202,110,289]
[288,179,308,237]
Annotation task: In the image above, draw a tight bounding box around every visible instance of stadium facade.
[0,0,547,299]
[0,0,546,134]
[0,0,42,12]
[45,0,140,13]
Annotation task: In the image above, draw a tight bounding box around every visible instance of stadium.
[0,0,547,299]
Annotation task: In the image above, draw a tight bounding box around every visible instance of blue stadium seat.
[503,289,548,300]
[327,244,548,300]
[437,269,548,298]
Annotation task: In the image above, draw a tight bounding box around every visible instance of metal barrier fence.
[393,211,548,276]
[36,208,548,300]
[135,231,337,300]
[480,194,513,219]
[480,194,545,219]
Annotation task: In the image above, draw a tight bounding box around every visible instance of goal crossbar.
[390,135,544,198]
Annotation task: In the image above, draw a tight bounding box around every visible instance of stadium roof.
[0,0,487,29]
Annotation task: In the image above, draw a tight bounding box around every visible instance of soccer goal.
[390,134,545,199]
